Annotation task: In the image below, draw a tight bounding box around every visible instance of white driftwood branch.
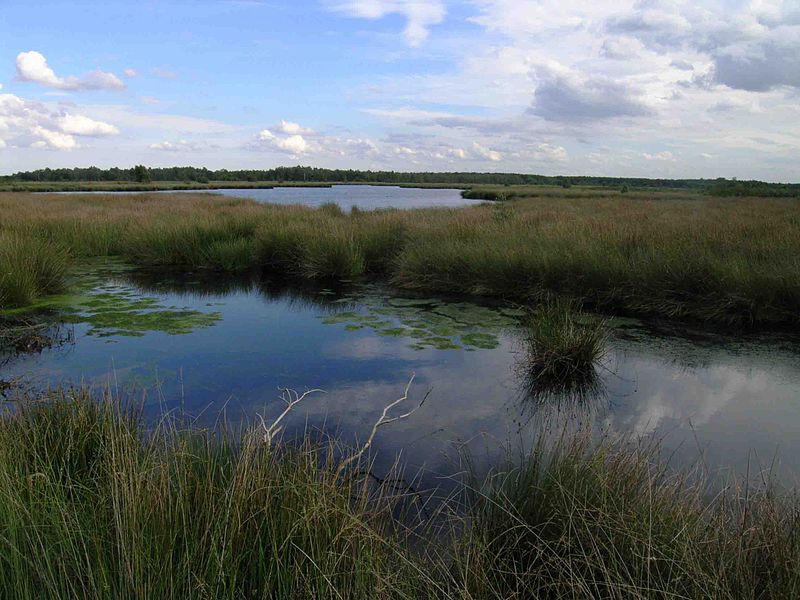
[257,387,325,447]
[335,373,427,478]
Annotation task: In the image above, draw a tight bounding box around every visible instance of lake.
[3,260,800,491]
[54,184,483,211]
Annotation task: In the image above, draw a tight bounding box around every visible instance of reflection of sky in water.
[4,269,800,489]
[60,185,483,212]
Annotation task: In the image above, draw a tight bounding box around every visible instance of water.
[3,261,800,490]
[54,185,483,211]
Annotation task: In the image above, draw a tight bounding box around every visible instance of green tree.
[132,165,150,183]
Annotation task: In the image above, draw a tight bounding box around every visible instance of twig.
[256,387,325,447]
[335,374,427,478]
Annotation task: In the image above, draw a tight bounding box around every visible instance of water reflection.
[2,263,799,490]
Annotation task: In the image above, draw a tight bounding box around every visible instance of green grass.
[2,190,800,326]
[0,391,423,599]
[0,391,797,599]
[456,434,800,599]
[520,300,608,383]
[0,232,70,308]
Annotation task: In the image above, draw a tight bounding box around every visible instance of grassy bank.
[0,391,797,599]
[1,191,799,326]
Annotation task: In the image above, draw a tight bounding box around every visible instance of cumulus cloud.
[58,113,119,136]
[606,1,800,92]
[16,51,125,91]
[123,68,137,77]
[276,120,314,135]
[256,127,310,155]
[0,90,120,150]
[471,141,502,161]
[328,0,445,46]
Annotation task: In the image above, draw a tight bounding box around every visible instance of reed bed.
[0,391,797,599]
[1,191,799,326]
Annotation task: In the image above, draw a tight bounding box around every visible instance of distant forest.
[2,165,798,196]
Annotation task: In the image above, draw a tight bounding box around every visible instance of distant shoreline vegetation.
[2,165,798,196]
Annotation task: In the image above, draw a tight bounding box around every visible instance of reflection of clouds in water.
[607,357,780,436]
[277,338,523,484]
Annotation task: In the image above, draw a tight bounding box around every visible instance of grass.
[0,390,798,599]
[0,232,70,308]
[2,190,800,326]
[520,300,607,383]
[0,390,422,599]
[456,434,800,599]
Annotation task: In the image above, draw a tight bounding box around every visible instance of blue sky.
[1,0,798,180]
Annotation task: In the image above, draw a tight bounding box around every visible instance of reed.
[2,191,799,326]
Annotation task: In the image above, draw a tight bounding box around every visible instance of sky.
[1,0,798,181]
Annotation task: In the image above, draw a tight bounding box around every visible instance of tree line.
[2,165,797,195]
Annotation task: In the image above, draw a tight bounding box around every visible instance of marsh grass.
[520,300,608,384]
[0,390,424,599]
[2,191,800,326]
[0,232,69,308]
[0,390,797,598]
[455,434,800,599]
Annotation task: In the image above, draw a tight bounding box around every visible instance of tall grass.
[0,391,422,599]
[455,434,800,599]
[0,391,797,599]
[3,191,800,325]
[521,300,608,383]
[0,232,69,308]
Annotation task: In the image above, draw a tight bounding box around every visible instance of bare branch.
[257,387,325,447]
[335,374,427,478]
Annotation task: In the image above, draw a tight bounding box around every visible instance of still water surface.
[57,185,481,211]
[3,261,800,490]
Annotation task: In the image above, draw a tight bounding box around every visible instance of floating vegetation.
[317,286,517,351]
[1,258,222,339]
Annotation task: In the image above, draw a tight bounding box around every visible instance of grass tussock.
[2,191,800,326]
[0,392,798,599]
[0,232,69,308]
[521,300,608,383]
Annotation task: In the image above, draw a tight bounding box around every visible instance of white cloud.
[32,126,78,150]
[328,0,445,46]
[0,90,120,151]
[123,68,137,77]
[255,127,310,155]
[16,51,125,91]
[276,120,314,135]
[58,113,119,136]
[471,141,502,162]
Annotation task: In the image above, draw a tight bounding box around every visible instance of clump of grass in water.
[520,299,607,385]
[0,232,70,309]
